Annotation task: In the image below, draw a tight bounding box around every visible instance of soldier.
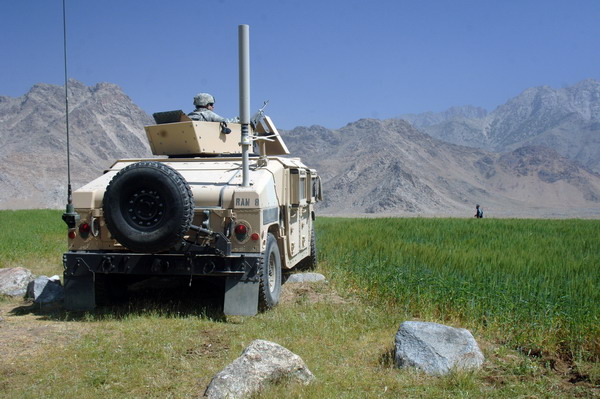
[188,93,239,123]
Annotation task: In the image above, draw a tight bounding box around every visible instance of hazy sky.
[1,0,599,129]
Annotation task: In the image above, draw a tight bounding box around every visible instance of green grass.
[317,217,600,362]
[2,298,596,398]
[0,211,599,398]
[0,210,65,276]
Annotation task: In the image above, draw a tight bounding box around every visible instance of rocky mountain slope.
[0,80,152,209]
[400,79,600,173]
[1,80,599,218]
[281,119,600,217]
[398,105,488,129]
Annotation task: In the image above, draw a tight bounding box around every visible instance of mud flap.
[223,277,259,316]
[63,271,96,311]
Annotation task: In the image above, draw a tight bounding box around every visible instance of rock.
[204,339,315,399]
[395,321,484,376]
[26,275,64,304]
[0,267,34,297]
[286,272,326,283]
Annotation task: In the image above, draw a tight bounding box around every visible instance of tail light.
[234,224,247,235]
[234,222,249,242]
[79,222,91,233]
[78,222,91,239]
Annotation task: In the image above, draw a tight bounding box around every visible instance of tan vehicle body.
[63,116,321,315]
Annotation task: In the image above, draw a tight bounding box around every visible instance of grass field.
[317,217,600,363]
[0,210,598,398]
[0,209,65,276]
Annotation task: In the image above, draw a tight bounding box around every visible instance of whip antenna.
[61,0,79,229]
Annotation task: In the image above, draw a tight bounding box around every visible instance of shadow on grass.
[9,276,228,322]
[378,346,397,368]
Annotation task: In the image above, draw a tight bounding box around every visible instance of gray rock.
[395,321,484,376]
[286,272,326,283]
[204,339,315,399]
[26,275,64,304]
[0,267,34,297]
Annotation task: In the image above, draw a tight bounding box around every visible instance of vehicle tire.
[103,161,194,253]
[259,233,282,310]
[297,225,318,271]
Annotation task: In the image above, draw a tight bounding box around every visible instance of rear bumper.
[63,251,261,278]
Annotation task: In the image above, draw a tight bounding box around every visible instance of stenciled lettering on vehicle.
[235,197,250,207]
[234,197,260,207]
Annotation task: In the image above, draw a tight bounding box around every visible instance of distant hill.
[398,79,600,173]
[1,80,599,218]
[0,79,152,209]
[281,119,600,218]
[398,105,488,129]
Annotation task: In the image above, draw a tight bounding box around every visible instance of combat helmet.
[194,93,215,107]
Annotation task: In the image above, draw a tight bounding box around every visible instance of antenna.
[239,24,251,187]
[61,0,79,229]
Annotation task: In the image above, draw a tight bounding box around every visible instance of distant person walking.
[474,204,483,218]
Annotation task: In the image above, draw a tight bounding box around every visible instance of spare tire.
[103,161,194,253]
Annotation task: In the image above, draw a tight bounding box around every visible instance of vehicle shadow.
[9,276,228,322]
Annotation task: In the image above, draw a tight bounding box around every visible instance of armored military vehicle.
[62,25,321,316]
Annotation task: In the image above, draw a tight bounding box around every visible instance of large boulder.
[204,339,315,399]
[0,267,34,297]
[395,321,484,375]
[26,275,64,304]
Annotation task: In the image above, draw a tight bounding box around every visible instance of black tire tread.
[103,161,194,253]
[258,233,282,311]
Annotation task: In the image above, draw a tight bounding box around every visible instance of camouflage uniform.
[188,109,239,123]
[188,92,239,123]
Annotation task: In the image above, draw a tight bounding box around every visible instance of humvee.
[62,25,321,316]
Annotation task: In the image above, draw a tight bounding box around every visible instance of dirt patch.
[0,280,341,366]
[279,280,350,306]
[0,300,88,366]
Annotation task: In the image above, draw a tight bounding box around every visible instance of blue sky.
[1,0,599,129]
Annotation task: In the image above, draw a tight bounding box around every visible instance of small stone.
[286,273,326,283]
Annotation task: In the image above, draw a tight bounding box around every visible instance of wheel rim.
[125,188,165,228]
[268,252,277,293]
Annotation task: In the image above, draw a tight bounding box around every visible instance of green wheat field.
[317,217,599,362]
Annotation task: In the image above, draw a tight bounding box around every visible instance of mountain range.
[281,118,600,218]
[0,79,152,209]
[0,79,599,218]
[398,79,600,174]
